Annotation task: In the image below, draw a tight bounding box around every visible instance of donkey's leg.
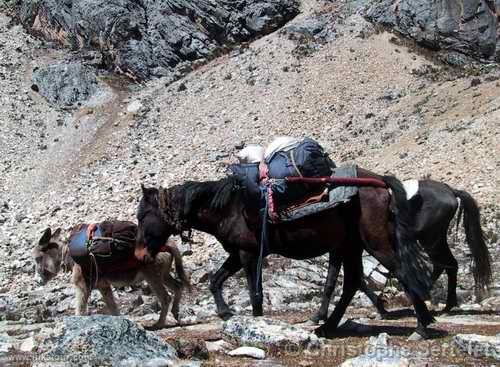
[145,270,172,329]
[72,266,90,315]
[315,246,362,338]
[311,252,342,323]
[164,273,183,322]
[360,279,388,317]
[240,250,263,317]
[74,285,90,316]
[209,253,243,320]
[98,283,120,316]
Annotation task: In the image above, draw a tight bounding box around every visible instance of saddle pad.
[277,165,359,222]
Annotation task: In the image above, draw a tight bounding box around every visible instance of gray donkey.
[33,224,190,329]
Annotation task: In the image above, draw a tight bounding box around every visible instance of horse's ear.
[39,228,52,248]
[52,228,62,239]
[159,187,168,211]
[141,184,147,195]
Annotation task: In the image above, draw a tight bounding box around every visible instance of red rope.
[285,176,387,188]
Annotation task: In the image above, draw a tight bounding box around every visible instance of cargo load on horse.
[230,137,370,222]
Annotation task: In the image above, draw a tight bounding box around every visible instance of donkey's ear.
[39,228,52,248]
[52,228,62,239]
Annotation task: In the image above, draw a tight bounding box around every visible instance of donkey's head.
[32,227,65,285]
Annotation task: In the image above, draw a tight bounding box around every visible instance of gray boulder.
[453,333,500,361]
[31,62,101,106]
[283,14,336,43]
[223,316,320,350]
[18,0,299,80]
[340,333,428,367]
[366,0,499,61]
[37,315,178,366]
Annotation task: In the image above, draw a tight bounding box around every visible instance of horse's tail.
[452,189,492,290]
[165,244,191,290]
[382,176,433,301]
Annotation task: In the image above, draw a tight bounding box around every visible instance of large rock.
[31,62,102,106]
[453,333,500,361]
[227,346,266,359]
[35,315,178,366]
[366,0,499,61]
[340,333,427,367]
[223,316,320,350]
[18,0,300,80]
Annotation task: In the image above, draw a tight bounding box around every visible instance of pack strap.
[286,176,387,188]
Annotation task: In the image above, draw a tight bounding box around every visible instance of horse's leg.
[360,279,388,317]
[438,243,459,312]
[315,246,362,338]
[240,250,264,317]
[311,252,342,324]
[406,288,434,338]
[209,253,243,320]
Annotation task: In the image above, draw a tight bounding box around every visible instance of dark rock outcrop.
[18,0,299,80]
[366,0,499,61]
[31,62,101,106]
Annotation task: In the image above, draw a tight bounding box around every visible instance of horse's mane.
[179,175,241,217]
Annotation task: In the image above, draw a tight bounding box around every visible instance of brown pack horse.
[135,169,435,337]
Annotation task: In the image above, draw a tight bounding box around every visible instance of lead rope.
[89,252,99,289]
[256,190,269,299]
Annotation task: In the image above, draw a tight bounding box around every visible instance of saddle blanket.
[276,164,359,222]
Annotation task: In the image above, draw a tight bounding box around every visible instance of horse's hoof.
[310,313,326,325]
[442,303,457,314]
[218,309,234,321]
[314,325,333,338]
[144,323,165,331]
[379,311,390,320]
[252,305,264,317]
[414,327,430,340]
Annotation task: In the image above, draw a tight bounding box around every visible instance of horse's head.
[32,227,64,285]
[136,184,177,263]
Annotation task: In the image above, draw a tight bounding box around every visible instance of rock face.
[37,316,178,366]
[31,62,102,106]
[453,333,500,361]
[223,316,320,350]
[18,0,300,80]
[366,0,499,61]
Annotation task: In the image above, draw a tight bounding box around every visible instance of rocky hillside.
[0,0,499,366]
